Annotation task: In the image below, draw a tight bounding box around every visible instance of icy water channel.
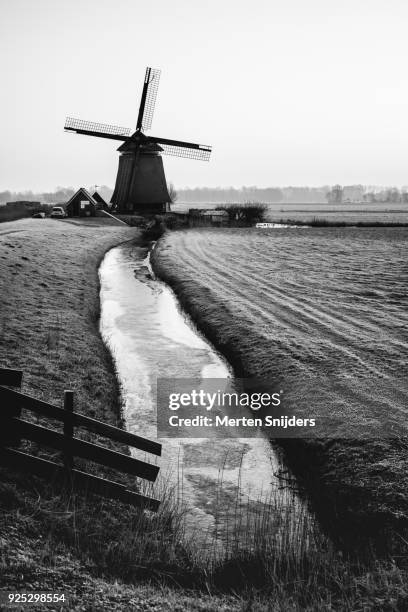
[99,241,308,552]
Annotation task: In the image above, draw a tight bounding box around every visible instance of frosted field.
[173,201,408,224]
[156,227,408,383]
[264,202,408,223]
[153,227,408,526]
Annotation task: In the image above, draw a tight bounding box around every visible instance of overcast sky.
[1,0,408,192]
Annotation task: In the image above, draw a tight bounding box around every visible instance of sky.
[1,0,408,192]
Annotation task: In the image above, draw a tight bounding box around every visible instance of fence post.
[0,369,23,448]
[63,390,74,474]
[0,368,23,388]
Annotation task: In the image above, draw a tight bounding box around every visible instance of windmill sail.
[64,117,130,140]
[149,136,212,161]
[142,68,161,132]
[136,68,161,132]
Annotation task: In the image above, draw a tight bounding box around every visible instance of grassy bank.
[0,218,135,422]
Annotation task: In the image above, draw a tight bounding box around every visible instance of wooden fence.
[0,368,161,511]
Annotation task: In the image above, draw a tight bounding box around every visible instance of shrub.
[218,203,267,225]
[0,203,54,223]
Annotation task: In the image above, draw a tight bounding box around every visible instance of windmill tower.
[64,67,212,214]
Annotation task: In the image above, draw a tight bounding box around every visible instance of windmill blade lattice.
[64,117,131,138]
[159,143,211,161]
[141,68,161,132]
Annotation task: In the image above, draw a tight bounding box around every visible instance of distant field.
[173,201,408,224]
[153,227,408,537]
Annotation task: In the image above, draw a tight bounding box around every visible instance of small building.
[201,210,229,225]
[189,208,229,226]
[92,191,110,211]
[66,188,98,217]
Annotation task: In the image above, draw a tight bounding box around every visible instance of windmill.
[64,67,212,214]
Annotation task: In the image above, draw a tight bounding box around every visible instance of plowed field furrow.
[194,235,407,339]
[178,239,399,379]
[155,228,408,395]
[194,231,408,333]
[241,261,407,340]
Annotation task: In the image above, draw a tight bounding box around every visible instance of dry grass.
[2,458,408,611]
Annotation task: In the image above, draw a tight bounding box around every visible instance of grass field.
[152,227,408,545]
[263,202,408,224]
[173,201,408,224]
[0,218,134,414]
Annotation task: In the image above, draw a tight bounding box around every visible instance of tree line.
[2,184,408,206]
[176,186,329,203]
[177,185,408,204]
[0,185,113,206]
[327,185,408,203]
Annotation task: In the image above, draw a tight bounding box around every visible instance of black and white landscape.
[1,1,408,610]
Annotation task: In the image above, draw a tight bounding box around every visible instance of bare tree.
[168,182,178,204]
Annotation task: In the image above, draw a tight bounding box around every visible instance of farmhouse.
[66,188,100,217]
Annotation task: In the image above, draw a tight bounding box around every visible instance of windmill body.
[65,68,212,214]
[112,131,170,212]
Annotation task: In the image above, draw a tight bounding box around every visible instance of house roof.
[92,191,109,206]
[66,187,98,207]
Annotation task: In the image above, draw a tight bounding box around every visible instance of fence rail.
[0,368,161,511]
[0,385,161,455]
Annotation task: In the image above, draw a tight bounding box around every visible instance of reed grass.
[2,454,407,609]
